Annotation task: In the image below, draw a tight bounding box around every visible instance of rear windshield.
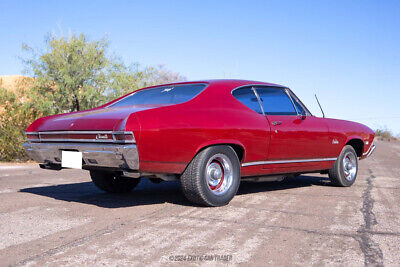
[110,84,207,107]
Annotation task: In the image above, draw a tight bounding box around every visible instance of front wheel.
[180,145,241,207]
[329,145,358,187]
[90,170,141,193]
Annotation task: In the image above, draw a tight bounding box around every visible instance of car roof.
[158,79,284,88]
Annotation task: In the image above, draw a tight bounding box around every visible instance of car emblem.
[162,87,173,92]
[69,122,74,128]
[96,133,109,140]
[332,139,339,144]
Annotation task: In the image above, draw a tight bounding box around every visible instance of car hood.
[31,104,167,131]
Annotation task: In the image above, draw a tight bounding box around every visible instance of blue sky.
[1,0,399,135]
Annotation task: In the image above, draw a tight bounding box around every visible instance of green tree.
[0,33,185,161]
[22,33,185,114]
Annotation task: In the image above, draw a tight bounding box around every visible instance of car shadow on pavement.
[20,175,331,208]
[237,175,331,196]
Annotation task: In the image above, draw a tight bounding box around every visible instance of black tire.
[180,145,241,207]
[90,170,141,193]
[329,145,358,187]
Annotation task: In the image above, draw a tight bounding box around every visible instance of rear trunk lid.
[34,105,166,131]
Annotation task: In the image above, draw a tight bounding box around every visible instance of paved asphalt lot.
[0,140,399,266]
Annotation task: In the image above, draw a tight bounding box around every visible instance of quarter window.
[255,87,297,115]
[232,87,263,114]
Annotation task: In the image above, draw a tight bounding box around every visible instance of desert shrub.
[0,85,45,161]
[375,128,395,141]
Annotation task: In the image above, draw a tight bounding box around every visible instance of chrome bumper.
[362,143,376,159]
[23,142,139,170]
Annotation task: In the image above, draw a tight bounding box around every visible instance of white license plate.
[61,151,82,169]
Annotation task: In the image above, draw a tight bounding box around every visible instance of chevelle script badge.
[96,133,109,140]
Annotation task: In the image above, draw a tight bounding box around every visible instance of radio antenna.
[314,94,325,118]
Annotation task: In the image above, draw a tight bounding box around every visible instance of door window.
[255,87,297,115]
[232,87,263,114]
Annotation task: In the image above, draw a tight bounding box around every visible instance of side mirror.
[299,110,307,120]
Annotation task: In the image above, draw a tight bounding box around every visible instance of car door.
[255,86,330,161]
[231,87,271,165]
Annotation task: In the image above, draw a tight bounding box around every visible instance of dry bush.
[375,128,396,142]
[0,77,41,161]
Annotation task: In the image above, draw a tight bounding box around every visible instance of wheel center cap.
[207,162,223,187]
[211,168,222,180]
[346,163,352,170]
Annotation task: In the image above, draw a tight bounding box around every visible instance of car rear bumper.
[23,142,139,170]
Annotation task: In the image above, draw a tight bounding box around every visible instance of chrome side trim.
[362,143,376,158]
[242,157,337,167]
[36,131,114,134]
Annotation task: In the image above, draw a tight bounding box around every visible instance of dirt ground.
[0,140,399,266]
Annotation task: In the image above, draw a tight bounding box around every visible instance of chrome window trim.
[284,88,300,116]
[251,87,265,115]
[241,157,337,167]
[107,83,209,108]
[25,131,136,144]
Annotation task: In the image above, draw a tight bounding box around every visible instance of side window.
[255,87,297,115]
[232,87,263,114]
[288,91,311,116]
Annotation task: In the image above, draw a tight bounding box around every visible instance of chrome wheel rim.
[205,154,233,195]
[343,152,357,181]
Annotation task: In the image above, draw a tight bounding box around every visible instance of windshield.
[110,84,207,107]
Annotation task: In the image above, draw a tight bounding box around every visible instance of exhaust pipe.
[39,162,62,171]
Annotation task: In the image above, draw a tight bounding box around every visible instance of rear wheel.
[180,145,241,207]
[90,170,141,193]
[329,145,358,187]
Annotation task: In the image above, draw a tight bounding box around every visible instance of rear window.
[110,84,206,107]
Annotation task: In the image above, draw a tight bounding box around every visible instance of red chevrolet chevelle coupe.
[24,80,375,206]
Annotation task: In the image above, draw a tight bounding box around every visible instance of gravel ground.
[0,140,399,266]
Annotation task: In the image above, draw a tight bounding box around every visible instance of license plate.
[61,151,82,169]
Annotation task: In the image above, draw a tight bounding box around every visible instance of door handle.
[272,121,282,126]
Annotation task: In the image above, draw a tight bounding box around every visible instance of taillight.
[113,132,135,143]
[26,132,40,142]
